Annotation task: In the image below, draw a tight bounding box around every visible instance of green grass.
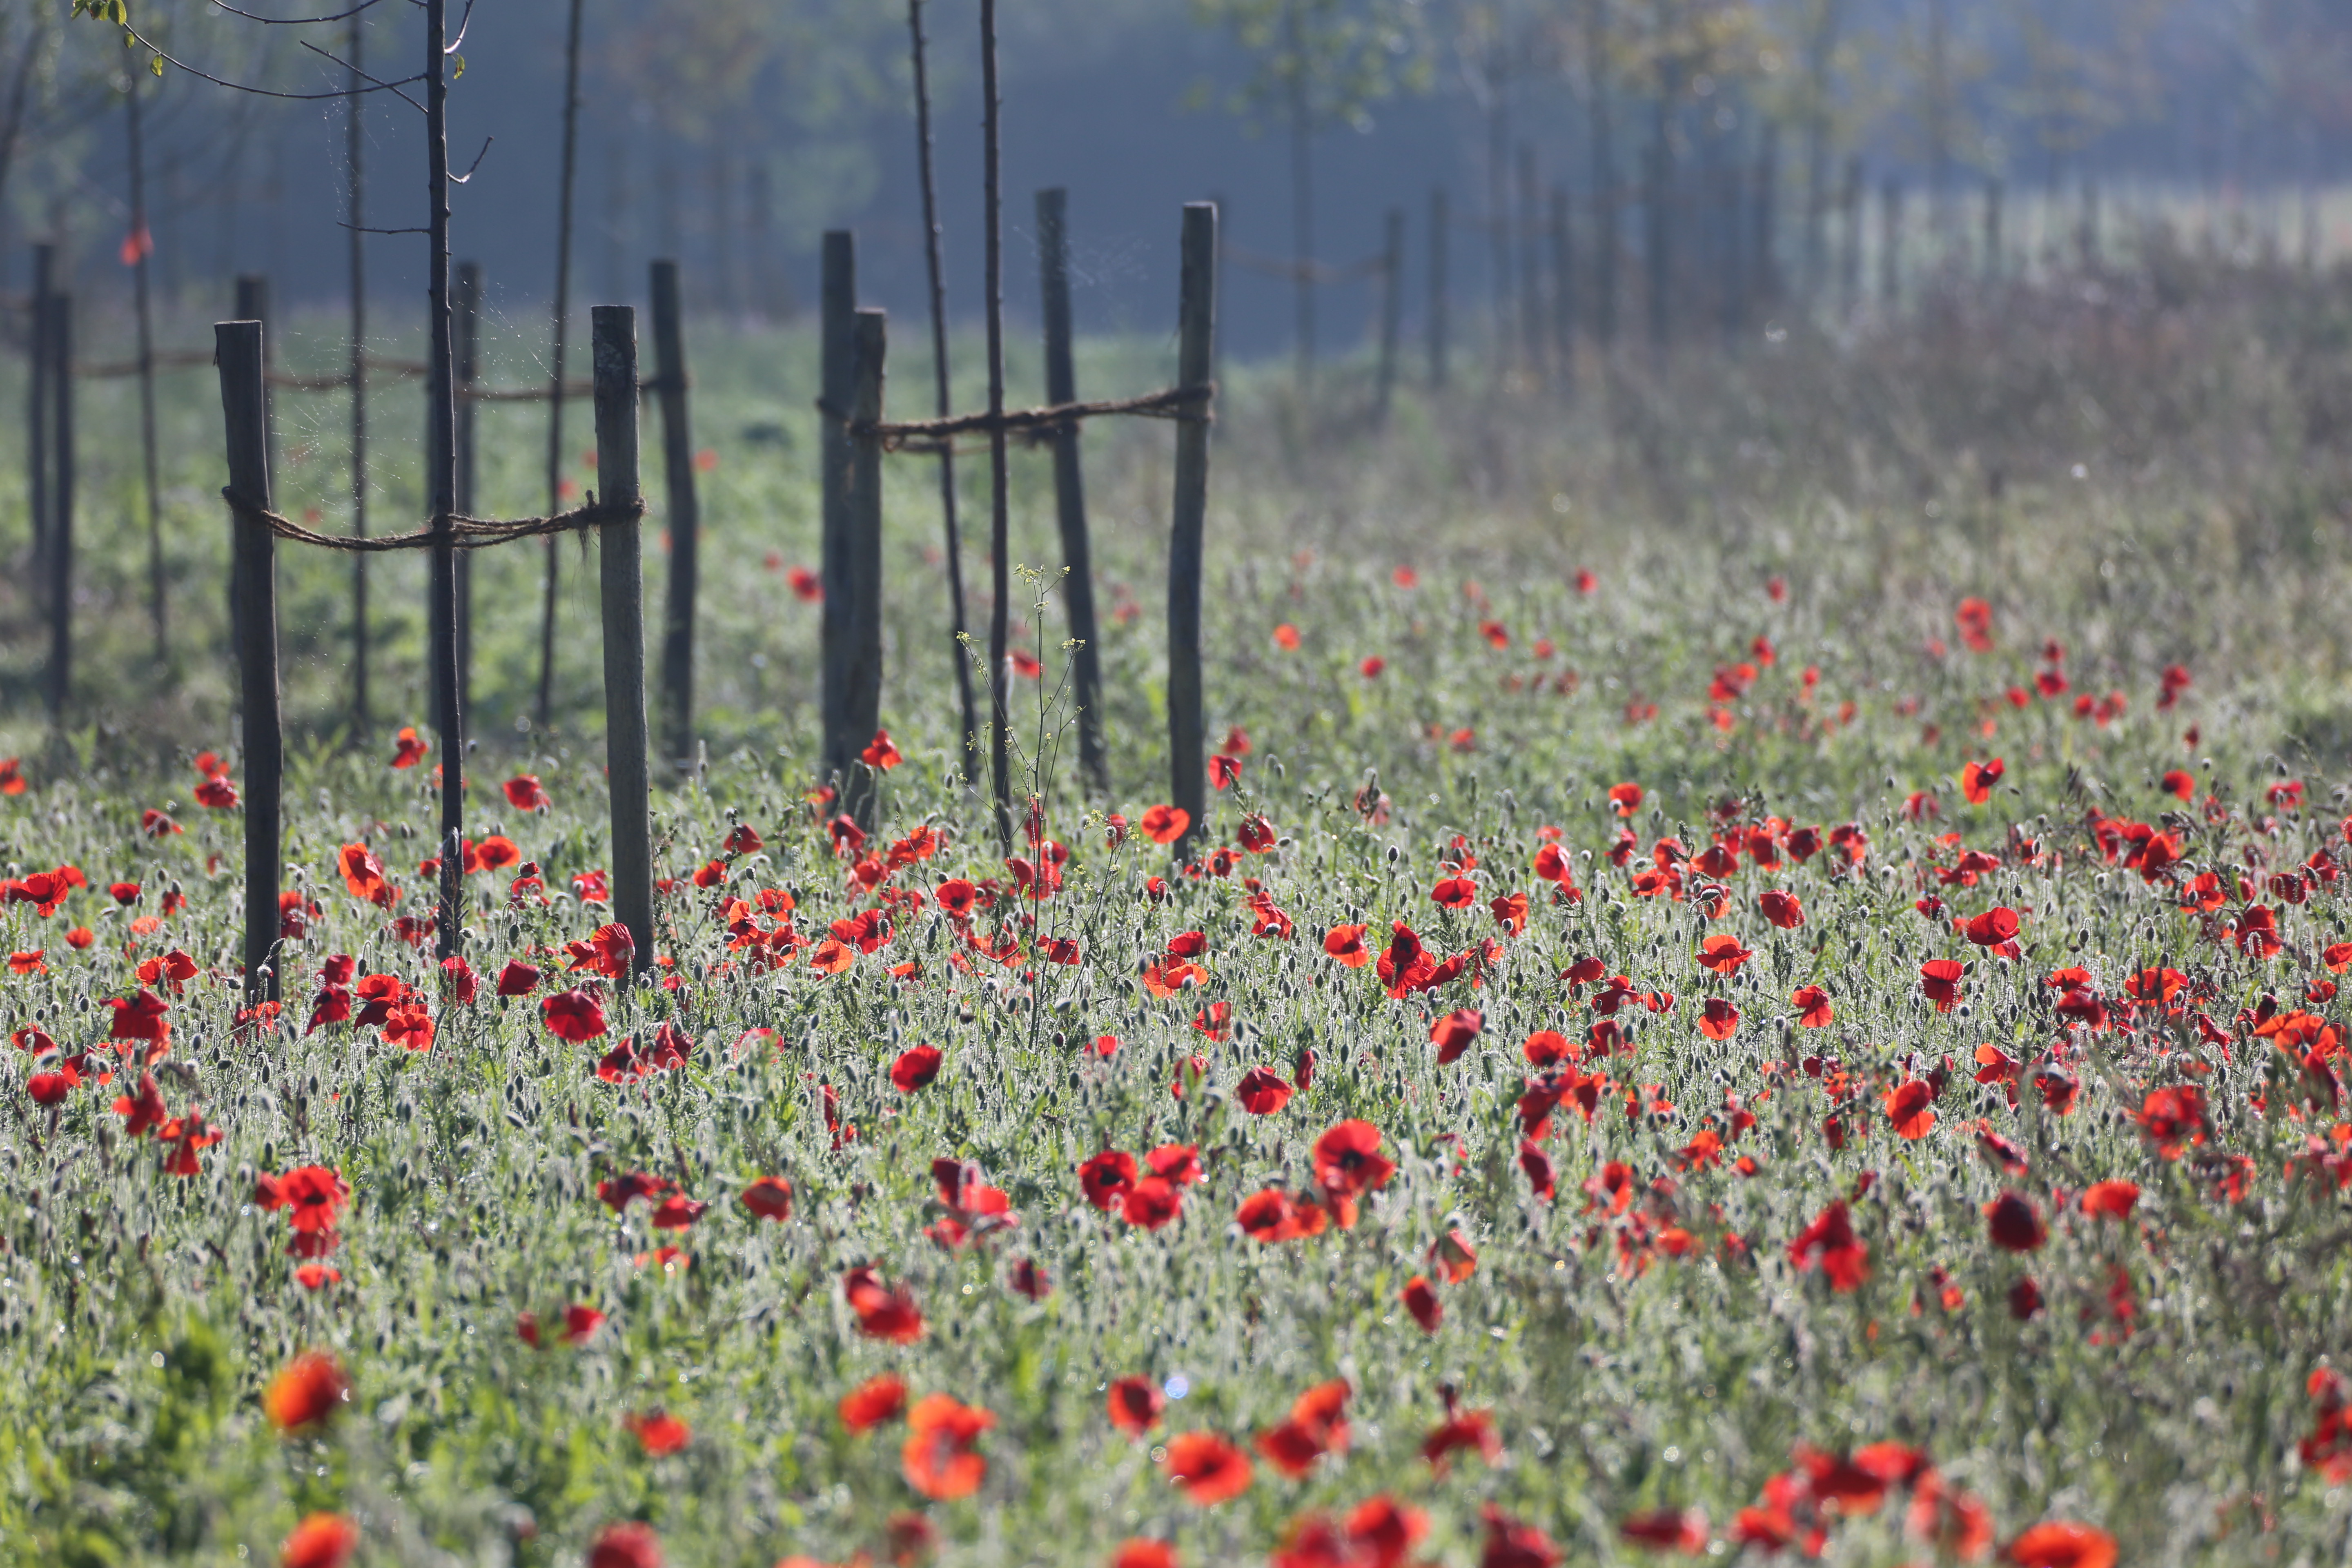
[4,253,2352,1566]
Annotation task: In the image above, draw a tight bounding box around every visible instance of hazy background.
[9,0,2352,361]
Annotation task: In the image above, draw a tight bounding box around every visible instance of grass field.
[7,248,2352,1567]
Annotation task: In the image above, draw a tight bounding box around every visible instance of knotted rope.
[819,383,1214,457]
[221,488,645,553]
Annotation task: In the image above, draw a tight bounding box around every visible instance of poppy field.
[9,287,2352,1568]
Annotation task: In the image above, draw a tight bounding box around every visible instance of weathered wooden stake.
[842,309,887,831]
[981,0,1012,844]
[425,0,463,966]
[1427,187,1448,389]
[538,0,588,731]
[452,261,480,723]
[1548,187,1574,398]
[1036,187,1108,796]
[1983,178,2003,281]
[1373,206,1403,428]
[908,0,979,780]
[27,243,49,593]
[233,277,275,488]
[45,288,71,721]
[819,230,858,799]
[650,258,702,770]
[1167,203,1217,860]
[1880,177,1903,309]
[592,305,654,976]
[127,74,168,667]
[214,320,282,1006]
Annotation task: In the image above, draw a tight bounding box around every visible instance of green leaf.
[148,53,163,76]
[452,54,465,79]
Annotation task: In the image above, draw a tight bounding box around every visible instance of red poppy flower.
[891,1045,944,1092]
[1619,1509,1708,1554]
[1697,998,1740,1040]
[588,1522,664,1568]
[1608,782,1644,816]
[1479,1504,1560,1568]
[1965,907,2020,949]
[1208,755,1243,791]
[1919,959,1966,1011]
[1107,1375,1166,1436]
[108,988,171,1049]
[1758,890,1803,929]
[1236,1066,1293,1114]
[1787,1200,1869,1290]
[1883,1079,1937,1139]
[194,774,239,810]
[2081,1180,2139,1219]
[1360,655,1385,678]
[1192,1002,1232,1041]
[279,1513,360,1568]
[264,1350,349,1432]
[1430,1227,1478,1283]
[1401,1275,1442,1332]
[838,1374,908,1433]
[1114,1542,1176,1568]
[1165,1431,1252,1505]
[1121,1177,1183,1230]
[1697,934,1753,975]
[2005,1523,2117,1568]
[541,989,608,1042]
[388,726,430,770]
[1080,1150,1139,1210]
[0,757,22,796]
[112,1070,169,1137]
[741,1175,794,1221]
[844,1266,925,1343]
[502,774,550,812]
[1432,1008,1483,1062]
[1140,805,1190,844]
[1430,875,1478,910]
[1322,924,1372,967]
[1313,1120,1394,1203]
[496,960,542,997]
[2134,1085,2207,1158]
[901,1393,994,1499]
[1985,1191,2046,1251]
[626,1410,691,1454]
[336,842,393,906]
[1961,757,2004,804]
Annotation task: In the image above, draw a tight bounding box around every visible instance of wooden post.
[1548,188,1574,398]
[1167,203,1216,861]
[908,0,978,778]
[819,230,857,801]
[1036,187,1108,796]
[1983,178,2003,282]
[233,277,275,488]
[27,244,49,596]
[592,305,654,976]
[1427,187,1448,390]
[1839,157,1864,319]
[1880,177,1903,310]
[345,19,372,737]
[537,0,587,731]
[424,0,463,967]
[45,288,71,721]
[214,321,282,1006]
[842,309,887,831]
[452,261,480,724]
[1373,206,1403,428]
[1517,143,1544,386]
[127,74,168,666]
[650,258,702,770]
[980,0,1012,844]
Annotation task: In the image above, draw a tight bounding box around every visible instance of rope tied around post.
[219,487,646,553]
[820,382,1215,457]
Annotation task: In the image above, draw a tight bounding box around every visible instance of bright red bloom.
[1164,1431,1252,1505]
[388,726,430,769]
[1080,1150,1139,1210]
[844,1266,925,1343]
[541,989,608,1042]
[1758,889,1803,929]
[587,1522,664,1568]
[840,1374,907,1432]
[1619,1508,1708,1554]
[1480,1505,1561,1568]
[1107,1375,1167,1437]
[1697,998,1740,1040]
[504,774,550,811]
[2134,1085,2208,1158]
[2081,1180,2139,1219]
[1312,1120,1394,1202]
[1121,1177,1184,1230]
[1697,934,1753,975]
[1919,958,1966,1011]
[279,1513,360,1568]
[1966,907,2020,948]
[112,1071,169,1137]
[1882,1079,1937,1140]
[1788,1200,1869,1290]
[264,1351,349,1432]
[891,1044,944,1092]
[1791,985,1834,1027]
[625,1410,691,1454]
[1236,1066,1294,1114]
[1140,804,1190,844]
[861,729,903,770]
[1401,1275,1442,1332]
[1961,757,2004,804]
[1986,1191,2047,1252]
[496,960,541,997]
[1209,755,1243,791]
[1323,924,1372,967]
[741,1175,794,1221]
[2004,1523,2118,1568]
[107,988,171,1049]
[902,1394,994,1499]
[1608,782,1644,816]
